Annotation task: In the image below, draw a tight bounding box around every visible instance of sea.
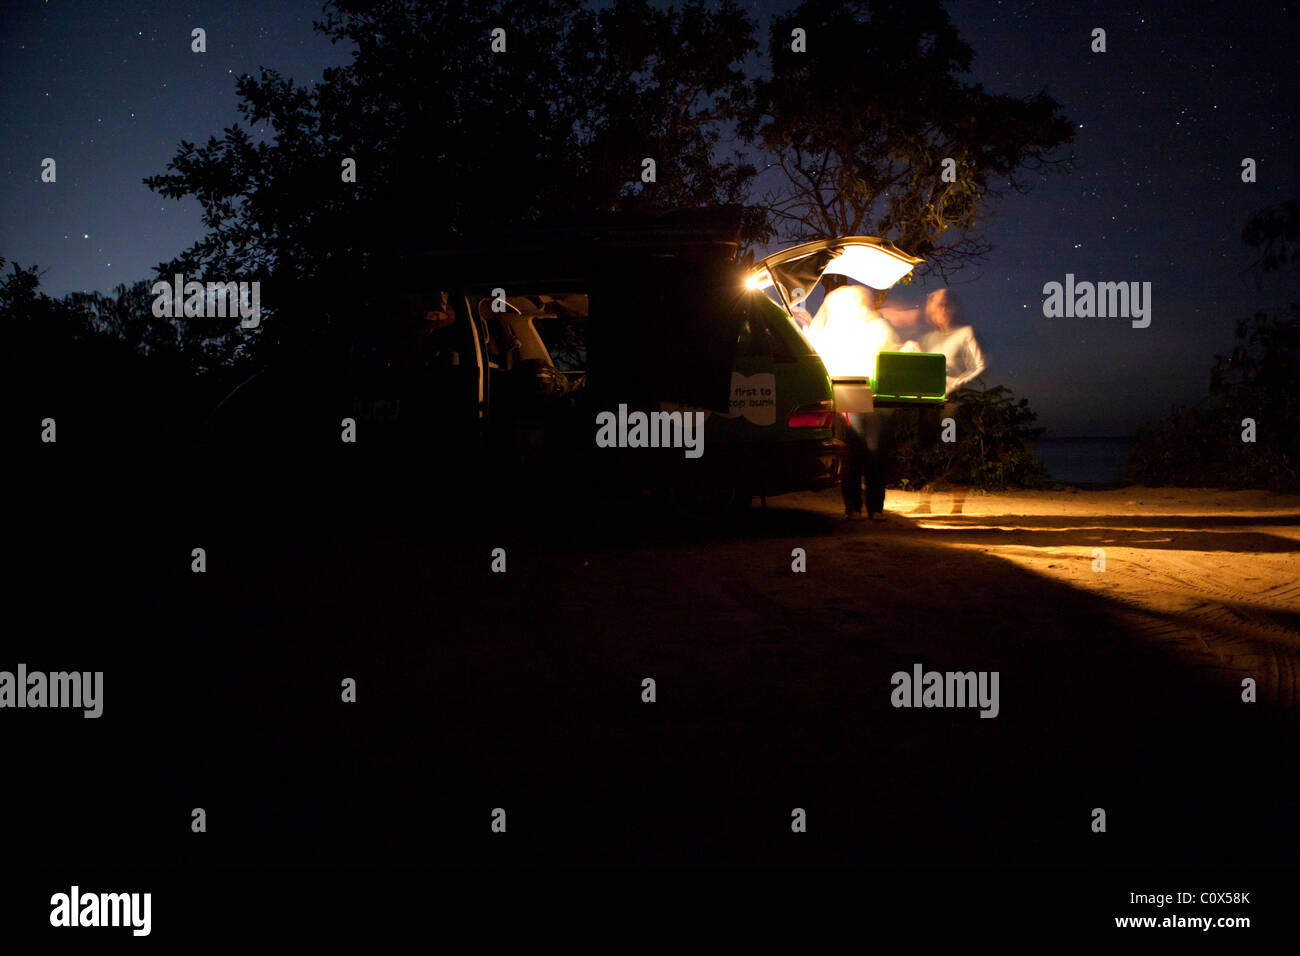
[1031,437,1133,485]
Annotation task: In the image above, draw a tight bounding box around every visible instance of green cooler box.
[872,351,946,407]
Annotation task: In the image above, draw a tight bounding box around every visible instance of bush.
[887,383,1051,491]
[1127,306,1300,492]
[0,259,235,445]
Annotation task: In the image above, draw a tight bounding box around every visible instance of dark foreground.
[8,451,1299,936]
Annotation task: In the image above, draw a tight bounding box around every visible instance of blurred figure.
[878,294,924,342]
[919,289,985,394]
[793,283,903,378]
[912,289,986,515]
[794,284,902,519]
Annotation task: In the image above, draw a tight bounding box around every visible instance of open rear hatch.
[748,237,947,411]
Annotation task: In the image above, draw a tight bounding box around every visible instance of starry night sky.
[2,0,1297,435]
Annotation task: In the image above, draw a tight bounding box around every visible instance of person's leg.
[940,402,966,513]
[912,406,940,514]
[840,413,866,515]
[862,410,887,517]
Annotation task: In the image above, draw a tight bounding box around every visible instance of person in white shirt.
[912,288,985,514]
[793,284,901,519]
[796,284,903,379]
[917,289,986,394]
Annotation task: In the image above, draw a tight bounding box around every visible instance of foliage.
[1127,305,1300,491]
[744,0,1074,278]
[6,1,1085,459]
[1241,199,1300,279]
[142,0,761,364]
[887,383,1051,490]
[1128,203,1300,492]
[0,261,234,442]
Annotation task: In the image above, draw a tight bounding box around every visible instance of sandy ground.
[12,479,1300,867]
[783,485,1300,711]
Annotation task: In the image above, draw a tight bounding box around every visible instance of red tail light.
[787,402,835,429]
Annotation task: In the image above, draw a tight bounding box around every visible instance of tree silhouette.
[1241,199,1300,282]
[1129,204,1300,490]
[744,0,1074,278]
[143,0,761,363]
[1,261,225,444]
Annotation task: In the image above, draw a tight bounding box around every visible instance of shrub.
[887,383,1051,491]
[1127,306,1300,492]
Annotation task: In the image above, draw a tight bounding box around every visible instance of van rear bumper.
[742,436,845,495]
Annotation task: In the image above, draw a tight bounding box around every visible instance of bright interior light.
[745,269,775,291]
[806,307,898,378]
[822,244,917,290]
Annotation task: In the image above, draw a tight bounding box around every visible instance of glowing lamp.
[821,243,920,290]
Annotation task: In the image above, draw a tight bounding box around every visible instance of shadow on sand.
[10,453,1299,867]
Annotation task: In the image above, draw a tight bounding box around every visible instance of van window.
[737,295,796,363]
[734,315,766,357]
[533,314,588,371]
